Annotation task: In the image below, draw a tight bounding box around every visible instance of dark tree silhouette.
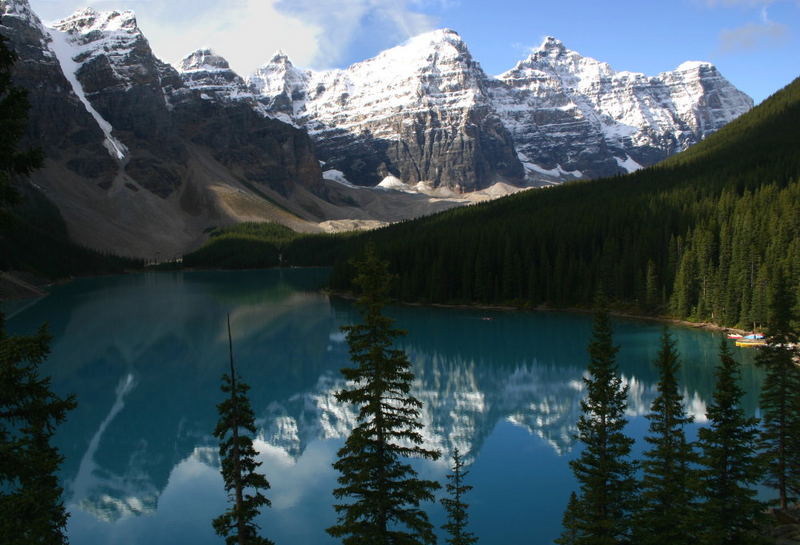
[0,314,76,544]
[327,245,440,545]
[755,271,800,510]
[441,448,477,545]
[697,341,765,545]
[567,295,637,545]
[213,315,273,545]
[634,329,697,545]
[554,491,580,545]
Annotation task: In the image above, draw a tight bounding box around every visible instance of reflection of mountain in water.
[6,270,761,523]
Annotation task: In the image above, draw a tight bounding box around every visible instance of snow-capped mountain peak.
[53,7,139,36]
[1,0,40,24]
[536,35,567,54]
[490,36,752,181]
[675,60,713,72]
[363,27,473,72]
[248,50,308,98]
[270,50,290,63]
[244,26,522,191]
[179,48,231,72]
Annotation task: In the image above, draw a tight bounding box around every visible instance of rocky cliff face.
[49,7,187,196]
[1,0,325,257]
[250,29,525,191]
[0,0,115,181]
[173,48,323,197]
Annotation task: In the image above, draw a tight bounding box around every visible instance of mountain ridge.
[1,0,755,261]
[249,29,752,186]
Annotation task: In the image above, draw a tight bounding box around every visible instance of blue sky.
[29,0,800,103]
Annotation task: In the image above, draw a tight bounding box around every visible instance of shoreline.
[2,266,755,337]
[327,290,755,336]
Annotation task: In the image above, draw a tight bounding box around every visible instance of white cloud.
[30,0,322,74]
[29,0,442,76]
[275,0,439,67]
[718,20,789,51]
[703,0,793,53]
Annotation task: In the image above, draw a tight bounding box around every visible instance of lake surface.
[3,269,764,545]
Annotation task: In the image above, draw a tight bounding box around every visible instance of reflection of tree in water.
[6,271,763,523]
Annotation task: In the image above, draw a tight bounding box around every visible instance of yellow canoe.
[735,339,767,347]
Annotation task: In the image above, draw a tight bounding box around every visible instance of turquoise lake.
[2,269,764,545]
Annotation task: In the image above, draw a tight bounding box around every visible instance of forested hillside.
[323,76,800,329]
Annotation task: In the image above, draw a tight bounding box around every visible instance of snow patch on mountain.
[323,169,360,188]
[517,152,582,181]
[615,155,643,173]
[46,26,128,159]
[377,176,414,192]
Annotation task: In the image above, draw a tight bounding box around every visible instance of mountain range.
[0,0,752,257]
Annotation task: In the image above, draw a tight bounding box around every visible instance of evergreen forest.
[289,76,800,329]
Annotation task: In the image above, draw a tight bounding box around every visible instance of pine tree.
[633,329,697,545]
[697,341,765,545]
[555,491,581,545]
[0,313,76,544]
[441,448,477,545]
[568,295,637,545]
[0,28,42,215]
[213,315,273,545]
[754,271,800,510]
[327,245,440,545]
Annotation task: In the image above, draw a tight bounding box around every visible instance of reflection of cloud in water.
[69,372,154,522]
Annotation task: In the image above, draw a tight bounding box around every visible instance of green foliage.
[568,297,637,545]
[633,329,698,545]
[210,222,298,242]
[441,448,477,545]
[697,341,765,545]
[319,77,800,328]
[327,245,440,545]
[0,312,76,545]
[555,492,580,545]
[183,222,351,269]
[213,316,273,545]
[754,271,800,510]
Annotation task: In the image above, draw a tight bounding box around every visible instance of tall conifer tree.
[555,492,581,545]
[0,314,76,544]
[327,245,440,545]
[633,329,697,545]
[213,315,273,545]
[754,271,800,510]
[697,341,764,545]
[441,448,477,545]
[567,295,637,545]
